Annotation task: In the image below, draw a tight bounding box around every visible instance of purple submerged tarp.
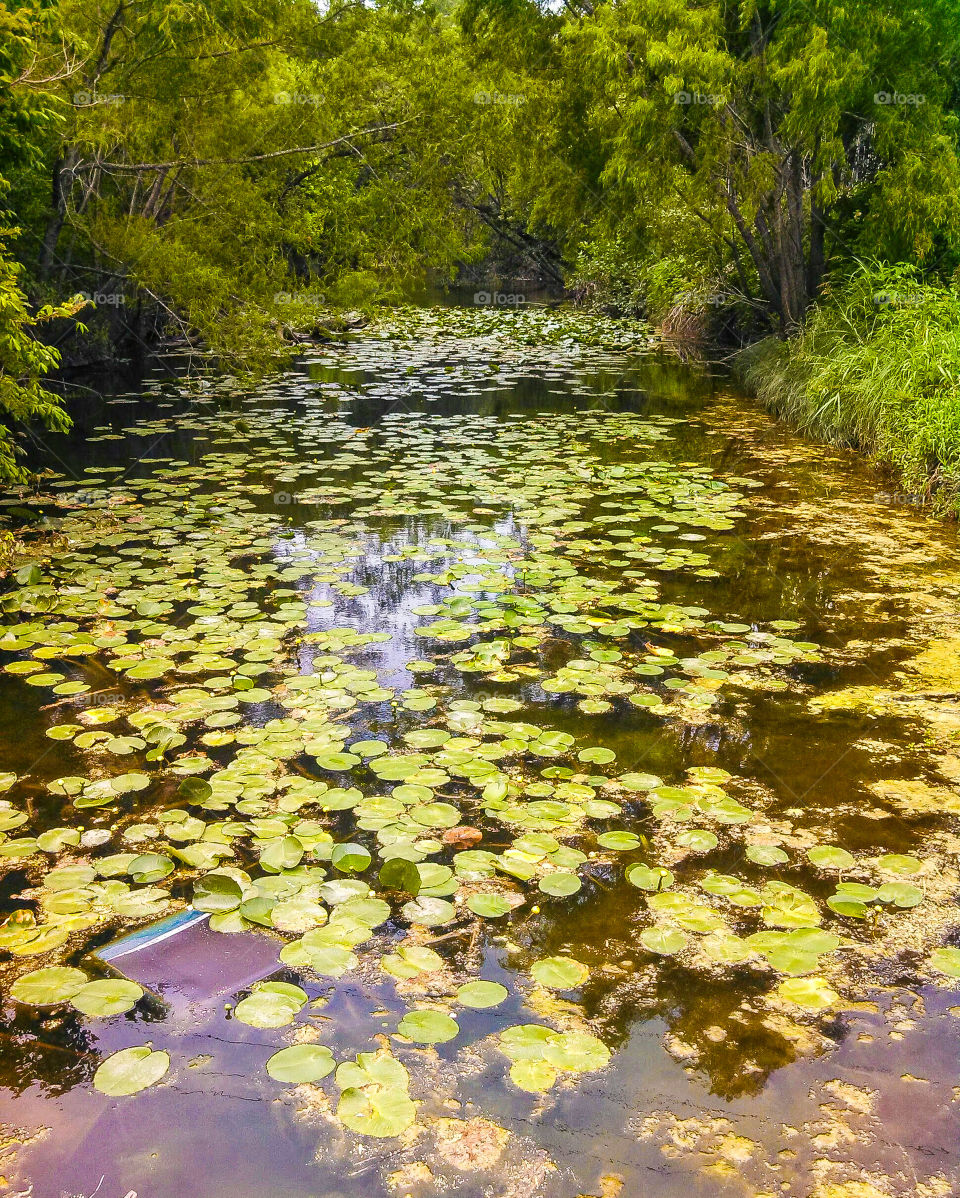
[94,910,281,1004]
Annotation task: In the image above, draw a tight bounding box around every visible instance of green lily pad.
[331,842,372,873]
[456,980,508,1008]
[774,976,840,1010]
[71,979,144,1017]
[498,1024,556,1061]
[404,729,451,749]
[234,986,304,1028]
[542,1030,610,1072]
[807,845,855,870]
[350,740,389,758]
[402,897,456,926]
[93,1046,170,1096]
[336,1049,409,1092]
[626,863,673,891]
[466,893,512,918]
[596,831,641,851]
[127,853,174,883]
[266,1044,336,1083]
[531,956,588,989]
[878,853,923,876]
[578,747,615,765]
[676,828,719,853]
[37,828,81,853]
[509,1059,557,1092]
[337,1083,416,1138]
[931,946,960,978]
[193,872,243,913]
[745,844,788,866]
[640,926,687,955]
[397,1008,460,1043]
[379,858,421,895]
[877,881,923,907]
[382,944,445,979]
[11,965,88,1005]
[538,871,581,896]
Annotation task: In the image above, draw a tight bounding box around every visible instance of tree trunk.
[39,148,77,278]
[807,195,826,304]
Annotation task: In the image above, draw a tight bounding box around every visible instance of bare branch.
[71,122,415,175]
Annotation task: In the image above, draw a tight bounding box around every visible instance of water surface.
[1,307,959,1198]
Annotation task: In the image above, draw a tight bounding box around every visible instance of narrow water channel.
[1,307,959,1198]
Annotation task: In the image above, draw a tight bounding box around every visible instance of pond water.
[2,306,960,1198]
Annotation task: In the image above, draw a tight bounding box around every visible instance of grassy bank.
[736,265,960,516]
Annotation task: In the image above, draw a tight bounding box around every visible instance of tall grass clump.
[737,263,960,514]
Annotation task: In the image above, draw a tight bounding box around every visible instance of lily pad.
[466,893,512,918]
[509,1059,557,1092]
[807,845,855,870]
[402,897,457,926]
[266,1044,336,1083]
[11,965,88,1005]
[456,980,508,1008]
[640,926,687,955]
[538,871,581,896]
[931,946,960,978]
[745,844,788,866]
[626,863,673,891]
[234,984,305,1028]
[337,1083,416,1137]
[531,956,589,989]
[775,976,840,1010]
[542,1030,610,1072]
[193,872,243,913]
[71,979,144,1017]
[93,1046,170,1096]
[397,1008,460,1043]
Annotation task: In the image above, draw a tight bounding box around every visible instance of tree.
[1,0,499,367]
[0,229,86,480]
[0,0,84,480]
[482,0,960,331]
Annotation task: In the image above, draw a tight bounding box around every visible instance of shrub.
[738,262,960,513]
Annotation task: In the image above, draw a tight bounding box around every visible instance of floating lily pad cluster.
[10,964,143,1015]
[498,1022,610,1093]
[0,306,948,1142]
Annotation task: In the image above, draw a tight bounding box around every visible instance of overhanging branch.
[70,121,416,175]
